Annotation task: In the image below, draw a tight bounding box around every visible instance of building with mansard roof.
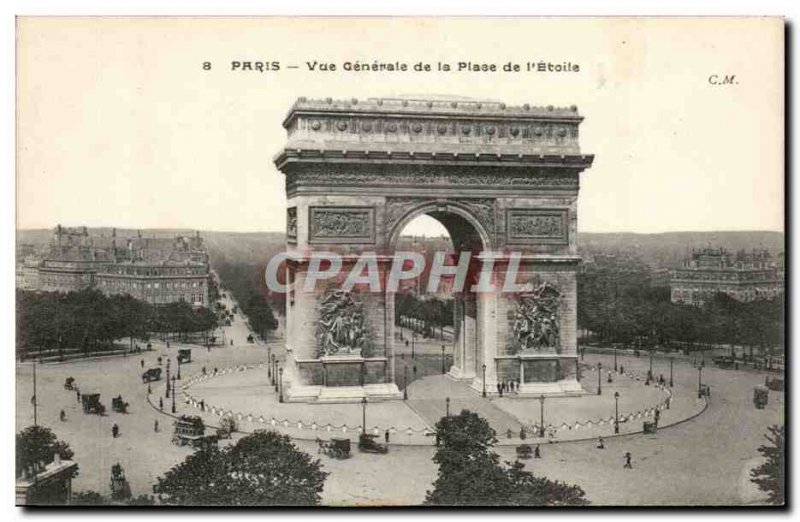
[670,246,783,306]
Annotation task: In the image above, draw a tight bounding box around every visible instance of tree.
[425,410,589,506]
[154,430,327,506]
[750,425,784,505]
[16,425,77,479]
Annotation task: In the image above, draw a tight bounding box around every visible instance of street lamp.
[278,367,284,403]
[538,395,546,437]
[614,347,618,372]
[268,346,272,378]
[166,359,171,398]
[446,397,451,418]
[614,392,620,434]
[171,374,177,413]
[481,364,487,397]
[697,360,705,399]
[649,349,654,380]
[441,345,446,374]
[403,364,408,400]
[361,397,368,435]
[177,358,182,380]
[412,332,416,359]
[273,356,278,391]
[597,362,602,395]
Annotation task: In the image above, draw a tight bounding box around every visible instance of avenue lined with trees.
[16,289,218,360]
[578,259,784,359]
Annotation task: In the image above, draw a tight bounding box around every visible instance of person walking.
[654,409,661,426]
[623,451,632,469]
[112,423,119,438]
[596,437,605,449]
[154,419,159,432]
[384,429,390,444]
[59,409,66,422]
[76,389,81,403]
[159,397,163,411]
[140,359,144,368]
[534,444,541,459]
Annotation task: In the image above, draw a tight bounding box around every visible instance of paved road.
[17,299,782,505]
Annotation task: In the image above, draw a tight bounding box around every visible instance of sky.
[16,17,784,235]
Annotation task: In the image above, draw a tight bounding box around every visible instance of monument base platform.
[284,383,403,403]
[469,378,586,397]
[447,366,475,381]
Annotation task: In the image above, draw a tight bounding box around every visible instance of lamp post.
[481,364,487,397]
[278,367,284,403]
[597,362,602,395]
[273,355,278,390]
[445,397,451,418]
[697,360,704,399]
[614,392,620,434]
[412,332,416,359]
[649,349,654,380]
[166,359,171,398]
[614,347,618,372]
[441,345,446,374]
[538,395,545,437]
[669,357,674,388]
[177,358,182,380]
[268,346,272,378]
[403,364,408,400]
[361,397,367,435]
[171,374,177,413]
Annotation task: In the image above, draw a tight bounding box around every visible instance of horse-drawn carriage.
[177,349,192,364]
[765,376,784,392]
[112,395,129,414]
[81,393,105,415]
[358,433,388,454]
[516,444,533,460]
[172,415,206,447]
[317,437,351,459]
[754,385,769,409]
[142,368,162,384]
[110,463,131,501]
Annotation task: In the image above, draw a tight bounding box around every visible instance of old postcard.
[14,16,784,507]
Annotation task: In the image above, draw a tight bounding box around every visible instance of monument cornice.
[275,149,594,171]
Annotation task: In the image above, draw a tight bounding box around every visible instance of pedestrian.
[596,437,605,449]
[159,397,163,410]
[154,419,159,432]
[384,429,390,444]
[534,444,541,459]
[202,366,207,375]
[59,409,66,422]
[620,365,625,375]
[157,356,162,366]
[607,370,613,383]
[140,359,144,368]
[624,451,633,469]
[654,409,661,426]
[200,400,205,411]
[519,427,527,440]
[112,423,119,438]
[214,367,218,374]
[496,383,502,395]
[76,389,81,402]
[167,341,170,349]
[230,340,234,346]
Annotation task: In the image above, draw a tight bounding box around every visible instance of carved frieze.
[309,206,375,244]
[506,209,568,245]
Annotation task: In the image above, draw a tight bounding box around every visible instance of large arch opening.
[388,205,490,392]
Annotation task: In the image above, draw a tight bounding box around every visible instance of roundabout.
[176,354,705,446]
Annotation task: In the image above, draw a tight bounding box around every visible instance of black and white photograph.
[12,16,785,508]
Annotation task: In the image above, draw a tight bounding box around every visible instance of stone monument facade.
[274,97,593,402]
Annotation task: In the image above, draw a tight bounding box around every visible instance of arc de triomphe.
[274,97,594,403]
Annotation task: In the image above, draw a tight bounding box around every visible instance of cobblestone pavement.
[16,295,783,504]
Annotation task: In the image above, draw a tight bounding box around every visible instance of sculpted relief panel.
[309,207,375,244]
[510,281,562,355]
[506,209,568,245]
[316,290,372,358]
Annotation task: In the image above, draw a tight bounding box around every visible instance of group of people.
[496,379,520,397]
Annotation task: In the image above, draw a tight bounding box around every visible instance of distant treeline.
[578,259,784,356]
[214,261,280,339]
[16,289,217,359]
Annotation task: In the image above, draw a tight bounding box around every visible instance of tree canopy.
[16,425,77,479]
[750,424,784,505]
[425,410,588,506]
[154,430,327,506]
